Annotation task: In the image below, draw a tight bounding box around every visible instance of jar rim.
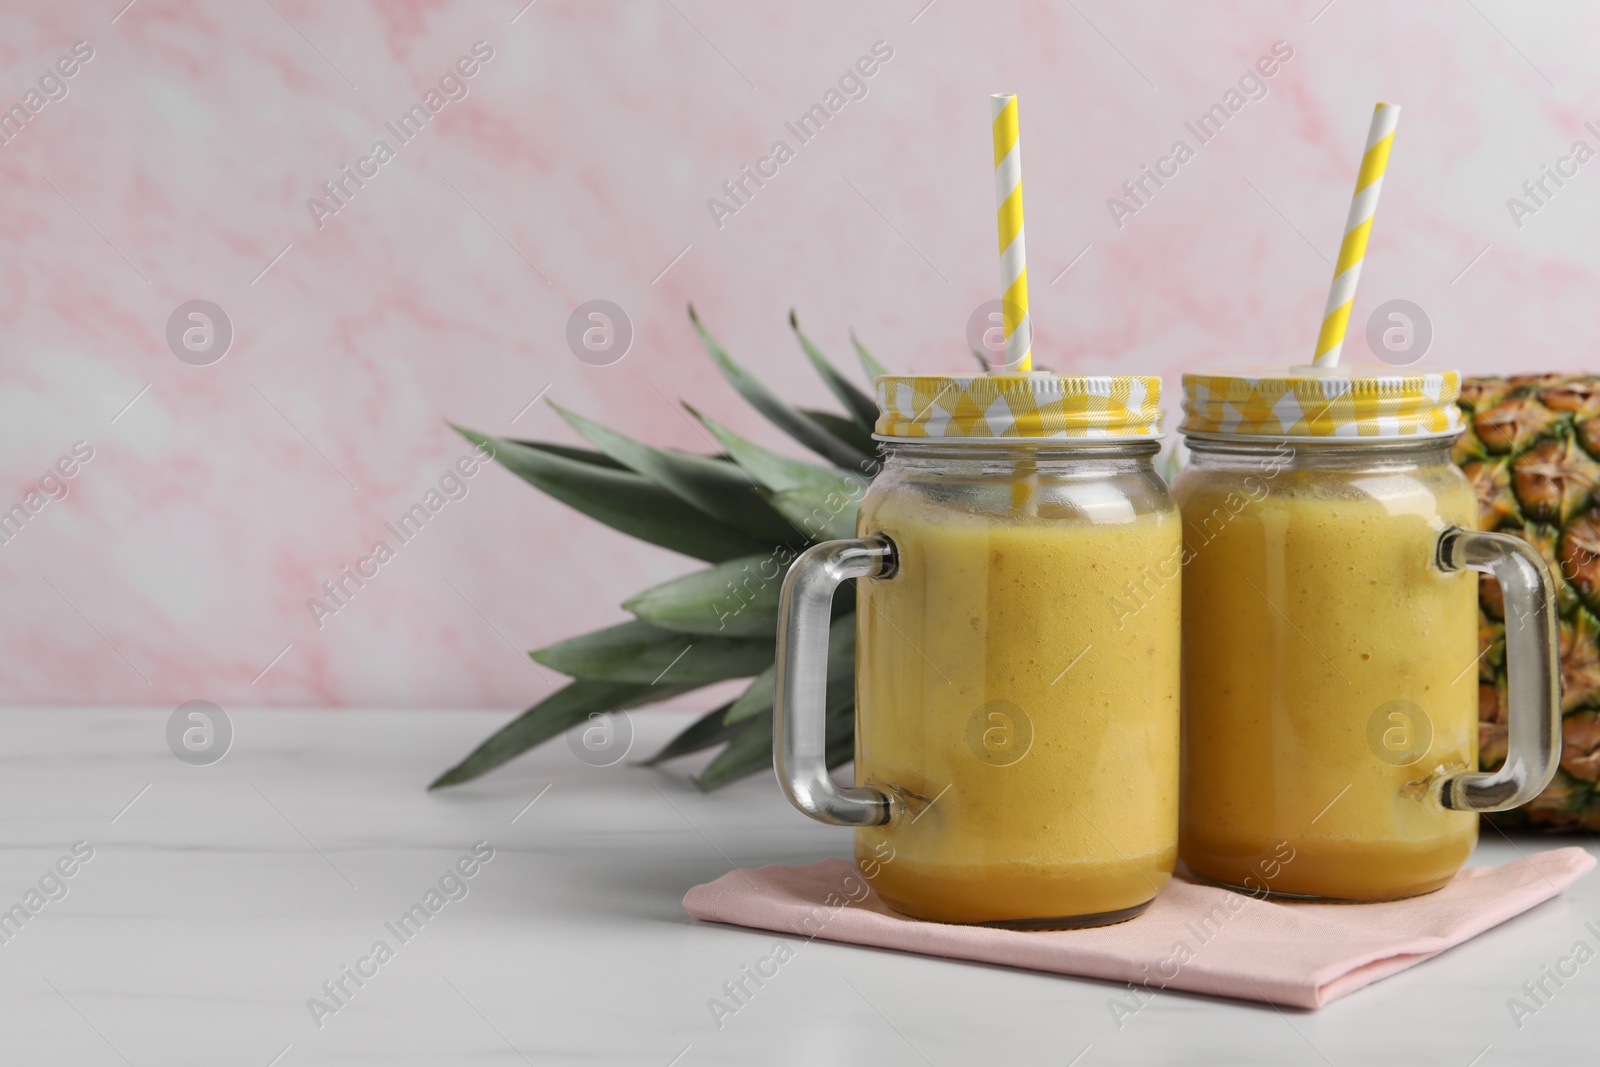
[873,433,1165,446]
[1179,428,1462,445]
[876,437,1163,460]
[1180,431,1458,455]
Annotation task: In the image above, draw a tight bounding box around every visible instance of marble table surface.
[2,707,1596,1066]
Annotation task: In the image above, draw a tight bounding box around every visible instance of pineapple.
[430,309,885,791]
[1456,375,1600,831]
[431,344,1600,828]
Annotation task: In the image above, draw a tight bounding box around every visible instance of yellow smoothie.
[854,483,1181,925]
[1176,459,1479,900]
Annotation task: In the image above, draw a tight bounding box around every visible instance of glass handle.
[774,535,898,827]
[1434,526,1562,812]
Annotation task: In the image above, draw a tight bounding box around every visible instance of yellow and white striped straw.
[1312,102,1400,368]
[991,93,1032,373]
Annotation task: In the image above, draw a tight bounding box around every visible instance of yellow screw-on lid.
[1180,366,1463,439]
[874,374,1163,441]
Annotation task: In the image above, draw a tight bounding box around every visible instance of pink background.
[1,0,1594,709]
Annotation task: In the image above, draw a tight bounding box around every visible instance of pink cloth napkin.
[683,848,1595,1008]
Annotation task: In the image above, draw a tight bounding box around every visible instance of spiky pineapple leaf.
[690,306,871,470]
[724,666,775,725]
[641,702,742,765]
[824,691,856,770]
[769,485,860,542]
[551,403,804,546]
[454,426,767,563]
[429,679,695,788]
[802,409,879,463]
[700,671,857,790]
[696,710,773,790]
[1156,444,1182,486]
[689,405,866,500]
[532,619,773,685]
[511,439,736,469]
[852,332,888,382]
[624,553,786,637]
[506,440,628,469]
[791,312,880,430]
[725,616,855,724]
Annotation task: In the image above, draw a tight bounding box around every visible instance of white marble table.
[1,707,1595,1066]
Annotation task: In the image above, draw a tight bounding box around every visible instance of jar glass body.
[1174,435,1479,900]
[853,441,1181,926]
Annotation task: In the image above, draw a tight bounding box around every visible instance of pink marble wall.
[1,0,1594,708]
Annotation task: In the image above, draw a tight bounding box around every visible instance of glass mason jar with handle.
[1176,367,1561,901]
[774,373,1181,928]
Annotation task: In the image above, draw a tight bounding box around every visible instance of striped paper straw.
[991,93,1032,373]
[1312,102,1400,368]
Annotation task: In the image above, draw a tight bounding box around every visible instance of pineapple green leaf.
[515,438,733,468]
[688,404,866,497]
[641,701,742,765]
[725,616,854,725]
[825,732,854,771]
[550,402,804,546]
[820,663,858,769]
[428,679,695,789]
[698,669,856,790]
[696,709,773,791]
[453,426,767,563]
[689,305,871,470]
[851,332,888,383]
[803,409,879,461]
[723,666,775,725]
[790,311,880,430]
[768,485,861,542]
[532,619,774,685]
[1156,443,1183,486]
[624,553,786,638]
[824,691,856,770]
[506,440,627,469]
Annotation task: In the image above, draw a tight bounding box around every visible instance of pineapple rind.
[1460,374,1600,832]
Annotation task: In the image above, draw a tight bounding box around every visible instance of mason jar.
[1175,366,1562,900]
[774,373,1180,927]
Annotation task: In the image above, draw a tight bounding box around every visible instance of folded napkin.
[683,848,1595,1008]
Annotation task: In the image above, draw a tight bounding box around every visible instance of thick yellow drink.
[1176,453,1479,900]
[854,476,1181,925]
